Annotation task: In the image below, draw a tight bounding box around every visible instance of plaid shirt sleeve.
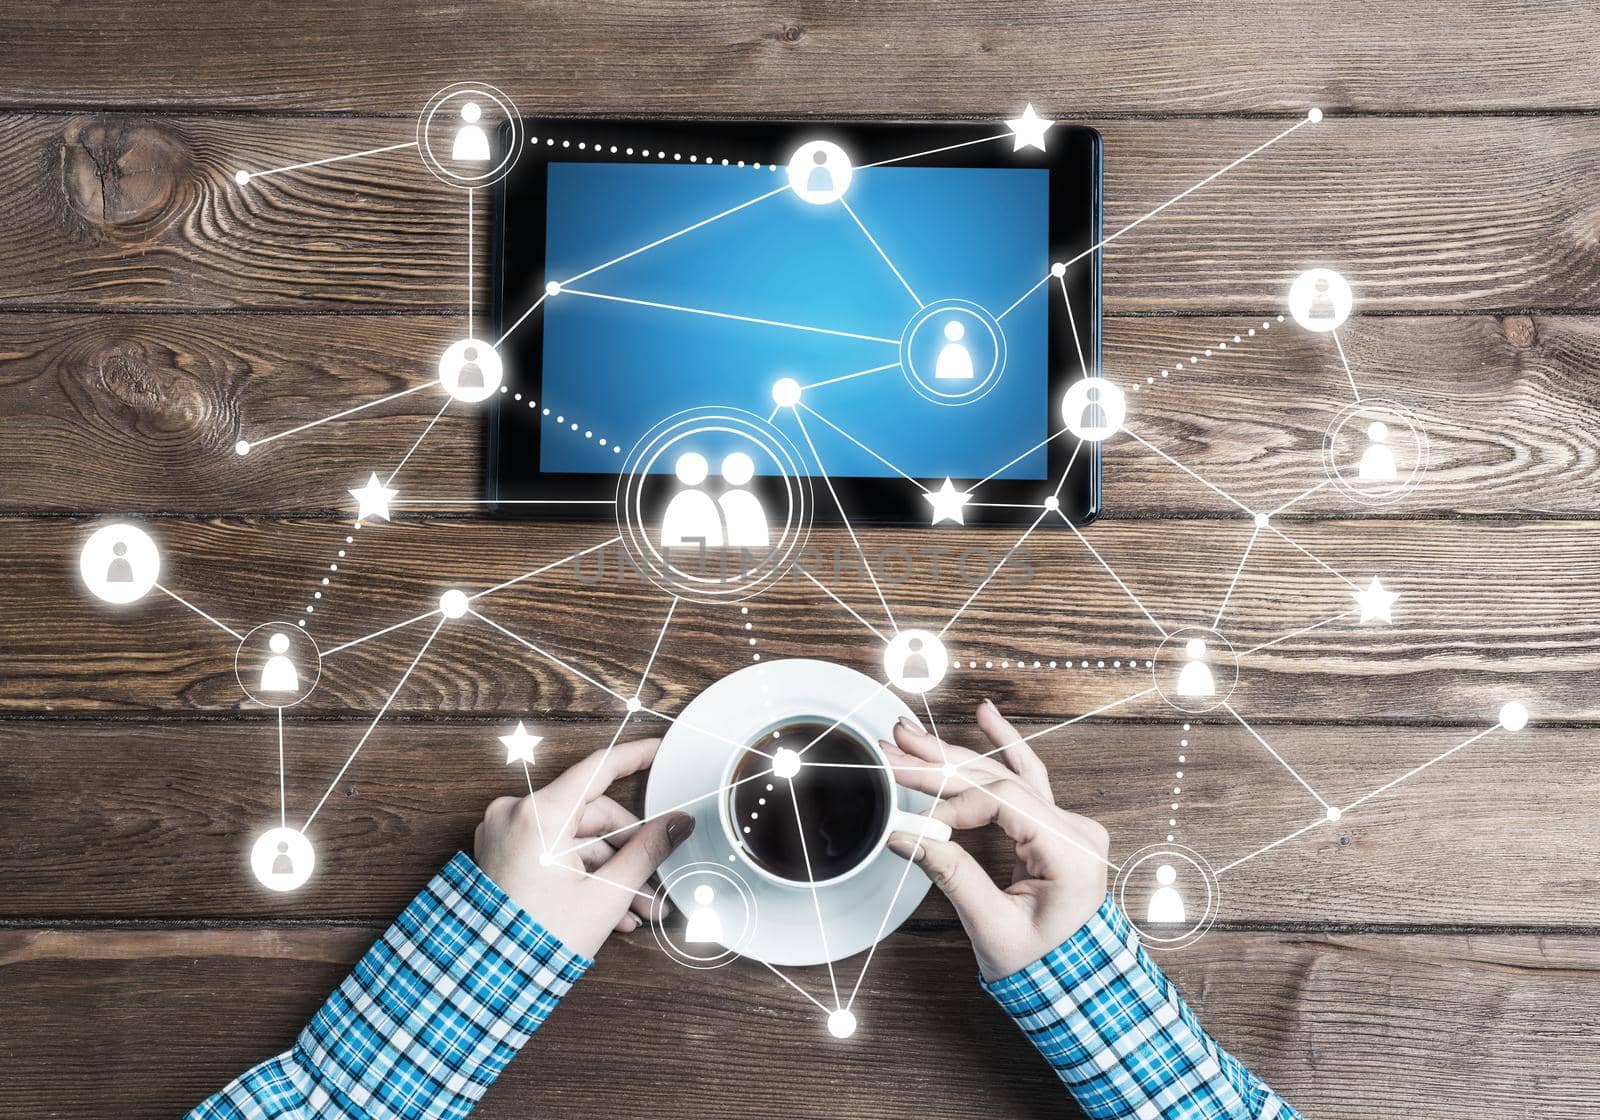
[983,895,1300,1120]
[189,851,590,1120]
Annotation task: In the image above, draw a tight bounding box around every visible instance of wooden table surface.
[3,3,1599,1116]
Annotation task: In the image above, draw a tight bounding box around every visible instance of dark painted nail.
[665,812,696,848]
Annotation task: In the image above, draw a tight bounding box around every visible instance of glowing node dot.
[826,1009,857,1039]
[771,377,802,407]
[772,747,802,779]
[545,281,562,297]
[1254,512,1270,528]
[439,589,469,619]
[1050,261,1066,277]
[1498,701,1529,732]
[234,170,250,186]
[538,852,554,866]
[234,440,250,456]
[625,696,643,713]
[1325,806,1343,822]
[1043,495,1060,511]
[1308,107,1324,123]
[941,762,957,779]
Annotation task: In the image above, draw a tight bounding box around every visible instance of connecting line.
[1057,511,1171,639]
[1213,817,1328,877]
[559,288,900,345]
[796,684,893,760]
[759,959,834,1015]
[153,584,243,641]
[520,757,545,851]
[790,409,899,633]
[799,361,901,392]
[303,616,446,830]
[1341,724,1503,815]
[1052,438,1085,499]
[1057,115,1315,275]
[554,766,775,860]
[857,132,1012,171]
[390,499,616,507]
[239,139,418,182]
[1212,527,1261,629]
[962,687,1158,762]
[245,382,438,451]
[1263,524,1362,591]
[797,402,928,491]
[559,184,791,288]
[940,508,1051,637]
[1221,701,1331,812]
[321,608,442,659]
[847,756,950,1011]
[470,536,622,600]
[971,425,1072,491]
[636,596,678,698]
[800,566,890,642]
[1267,478,1332,518]
[551,859,656,904]
[1331,328,1361,401]
[1217,722,1509,876]
[468,608,632,706]
[1120,427,1258,519]
[386,396,453,487]
[640,706,776,759]
[494,292,546,348]
[552,712,636,846]
[787,775,843,1010]
[1236,606,1361,658]
[276,707,287,831]
[997,273,1051,321]
[972,779,1123,874]
[838,198,922,308]
[466,189,474,337]
[1057,273,1092,379]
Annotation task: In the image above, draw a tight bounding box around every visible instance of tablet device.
[488,119,1102,526]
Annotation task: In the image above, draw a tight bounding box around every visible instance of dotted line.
[741,603,761,662]
[956,657,1153,672]
[499,384,624,455]
[1166,722,1191,843]
[1127,315,1286,394]
[529,133,784,172]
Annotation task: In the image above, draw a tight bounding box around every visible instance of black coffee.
[730,722,889,882]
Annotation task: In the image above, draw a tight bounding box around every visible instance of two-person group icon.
[661,451,770,549]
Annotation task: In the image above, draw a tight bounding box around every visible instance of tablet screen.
[489,119,1101,527]
[539,162,1050,480]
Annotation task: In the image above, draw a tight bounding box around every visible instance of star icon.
[1352,576,1399,623]
[1005,104,1055,152]
[924,478,973,525]
[349,473,397,523]
[498,721,542,765]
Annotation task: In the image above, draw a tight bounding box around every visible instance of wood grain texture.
[6,112,1600,313]
[3,924,1597,1119]
[0,516,1589,722]
[0,718,1592,925]
[3,311,1597,517]
[3,2,1600,114]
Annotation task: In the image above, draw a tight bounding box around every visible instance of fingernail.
[897,715,914,728]
[665,812,696,848]
[886,834,923,862]
[981,698,996,711]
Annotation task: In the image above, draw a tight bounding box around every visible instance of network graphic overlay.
[76,91,1530,1039]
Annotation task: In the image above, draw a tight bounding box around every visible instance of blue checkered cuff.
[190,851,589,1119]
[983,895,1299,1119]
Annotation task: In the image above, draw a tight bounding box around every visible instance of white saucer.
[646,658,937,967]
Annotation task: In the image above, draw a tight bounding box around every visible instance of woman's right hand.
[883,700,1112,983]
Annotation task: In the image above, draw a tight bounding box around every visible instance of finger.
[892,717,952,764]
[614,911,641,934]
[484,795,522,825]
[542,737,663,813]
[934,782,1102,872]
[600,810,696,891]
[886,833,1008,925]
[883,739,1013,798]
[575,794,639,839]
[577,837,619,872]
[977,700,1053,801]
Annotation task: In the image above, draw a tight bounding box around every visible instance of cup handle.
[887,807,952,843]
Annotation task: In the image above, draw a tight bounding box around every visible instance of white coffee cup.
[719,717,952,889]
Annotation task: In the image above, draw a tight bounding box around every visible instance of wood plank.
[1,719,1591,925]
[5,113,1600,313]
[2,923,1596,1118]
[2,311,1593,517]
[3,2,1600,113]
[0,516,1590,722]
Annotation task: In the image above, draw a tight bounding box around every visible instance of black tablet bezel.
[487,118,1102,527]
